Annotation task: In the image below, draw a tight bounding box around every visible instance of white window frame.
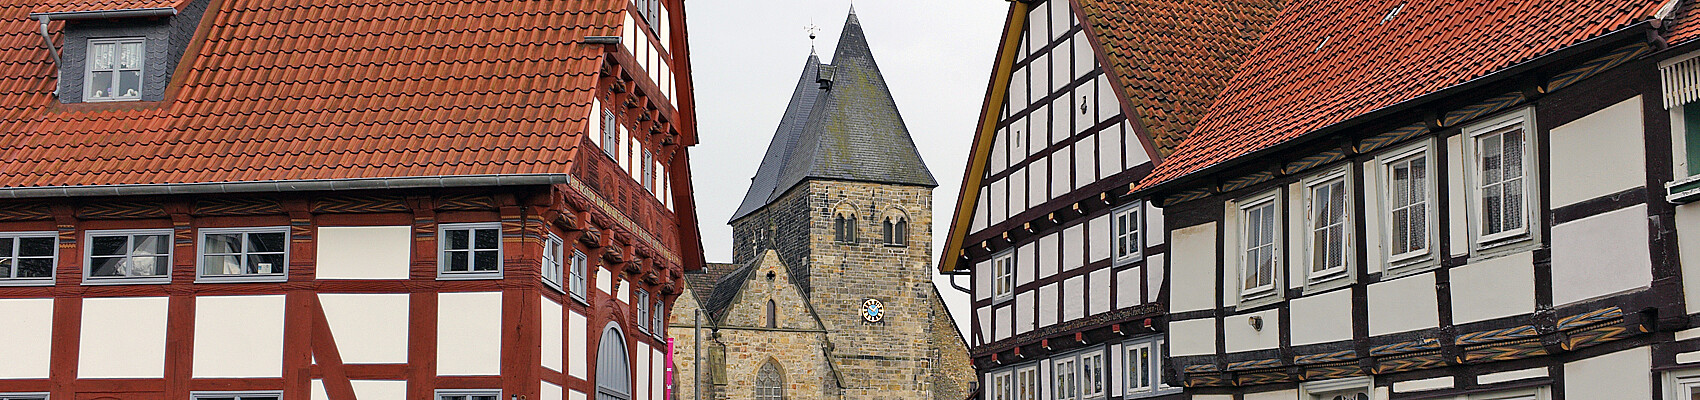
[435,389,502,400]
[1015,365,1040,400]
[570,249,589,304]
[1665,368,1700,400]
[651,300,664,338]
[543,233,565,292]
[1053,356,1079,400]
[1112,202,1142,264]
[1300,376,1371,400]
[1463,108,1538,248]
[1466,387,1549,400]
[0,393,49,400]
[1237,191,1281,300]
[196,226,289,283]
[992,370,1014,400]
[602,108,620,160]
[636,289,652,334]
[190,391,283,400]
[1303,169,1352,284]
[84,37,145,102]
[0,231,57,286]
[1123,336,1175,398]
[437,222,503,280]
[84,228,173,285]
[1078,350,1106,399]
[1378,141,1437,270]
[992,251,1015,301]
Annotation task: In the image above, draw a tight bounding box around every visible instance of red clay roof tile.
[1139,0,1667,193]
[0,0,627,189]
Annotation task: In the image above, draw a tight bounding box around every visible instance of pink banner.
[664,337,677,400]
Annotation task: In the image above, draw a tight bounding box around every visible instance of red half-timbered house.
[0,0,702,399]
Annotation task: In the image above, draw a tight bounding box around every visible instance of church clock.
[861,298,884,323]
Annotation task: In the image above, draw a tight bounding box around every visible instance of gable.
[718,250,824,331]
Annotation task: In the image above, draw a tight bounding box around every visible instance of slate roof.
[701,260,755,321]
[1074,0,1284,159]
[683,261,740,311]
[1137,0,1669,192]
[731,10,935,222]
[0,0,634,190]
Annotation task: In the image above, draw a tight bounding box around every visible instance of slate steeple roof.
[730,9,936,223]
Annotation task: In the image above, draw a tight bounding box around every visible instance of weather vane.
[806,22,821,53]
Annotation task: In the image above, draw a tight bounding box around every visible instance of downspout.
[36,15,59,97]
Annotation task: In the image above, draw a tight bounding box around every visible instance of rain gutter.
[0,174,575,199]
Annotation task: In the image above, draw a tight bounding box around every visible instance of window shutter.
[1664,53,1700,109]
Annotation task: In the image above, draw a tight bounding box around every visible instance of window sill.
[569,292,590,306]
[1381,255,1438,281]
[543,280,565,294]
[1124,387,1182,399]
[196,275,288,284]
[1114,255,1144,267]
[0,279,55,287]
[1236,289,1282,309]
[84,277,171,286]
[437,272,504,281]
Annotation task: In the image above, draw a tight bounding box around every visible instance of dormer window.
[85,37,144,102]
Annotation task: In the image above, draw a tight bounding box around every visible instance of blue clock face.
[862,298,884,323]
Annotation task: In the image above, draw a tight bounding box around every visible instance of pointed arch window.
[833,210,858,244]
[755,361,784,400]
[766,299,778,328]
[882,214,908,247]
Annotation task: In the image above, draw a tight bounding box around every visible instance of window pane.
[118,70,142,98]
[445,229,470,250]
[204,255,242,275]
[119,41,143,69]
[91,256,126,277]
[1504,178,1524,231]
[1483,183,1503,234]
[19,237,53,257]
[473,250,499,271]
[90,71,114,98]
[130,254,166,276]
[90,43,115,69]
[91,235,128,256]
[248,253,284,274]
[205,234,242,254]
[1410,202,1427,251]
[18,258,52,278]
[247,232,287,253]
[134,234,169,255]
[0,259,10,278]
[447,251,469,271]
[474,229,499,250]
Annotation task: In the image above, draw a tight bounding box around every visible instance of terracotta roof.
[1668,0,1700,45]
[1074,0,1284,159]
[0,0,632,189]
[1138,0,1665,192]
[30,0,186,16]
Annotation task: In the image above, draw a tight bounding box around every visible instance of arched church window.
[882,214,908,246]
[833,210,858,244]
[755,361,784,400]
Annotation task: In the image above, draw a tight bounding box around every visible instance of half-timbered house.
[0,0,702,399]
[1134,0,1700,398]
[936,1,1281,400]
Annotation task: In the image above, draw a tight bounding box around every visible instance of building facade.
[1135,0,1700,399]
[667,10,973,400]
[0,0,702,399]
[936,1,1280,400]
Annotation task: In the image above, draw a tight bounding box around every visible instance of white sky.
[683,0,1008,339]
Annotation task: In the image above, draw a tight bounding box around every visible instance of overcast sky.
[683,0,1008,339]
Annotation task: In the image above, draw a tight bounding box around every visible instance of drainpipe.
[35,16,59,97]
[693,310,703,400]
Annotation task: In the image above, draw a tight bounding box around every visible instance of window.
[1054,356,1078,400]
[1305,173,1350,281]
[651,301,664,336]
[1301,377,1371,400]
[198,227,288,282]
[1016,366,1039,400]
[1113,203,1141,263]
[191,392,282,400]
[436,390,501,400]
[1239,194,1279,297]
[636,289,652,333]
[0,393,48,400]
[992,252,1014,300]
[0,232,55,285]
[1079,351,1105,399]
[86,229,171,284]
[1125,336,1174,397]
[633,0,661,32]
[755,361,783,400]
[833,211,858,244]
[642,150,656,193]
[543,234,565,291]
[1385,147,1431,263]
[882,214,908,246]
[85,37,144,102]
[1469,113,1533,244]
[438,223,502,279]
[603,109,619,159]
[991,370,1013,400]
[570,250,589,302]
[766,299,777,328]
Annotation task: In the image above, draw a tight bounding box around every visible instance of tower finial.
[806,22,820,55]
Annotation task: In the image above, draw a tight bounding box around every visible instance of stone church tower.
[667,9,973,400]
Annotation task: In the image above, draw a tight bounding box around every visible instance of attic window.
[85,37,144,102]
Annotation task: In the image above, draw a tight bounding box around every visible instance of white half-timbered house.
[937,1,1282,399]
[1134,0,1700,399]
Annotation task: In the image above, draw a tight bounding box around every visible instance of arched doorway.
[596,324,631,400]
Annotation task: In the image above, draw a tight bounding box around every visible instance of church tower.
[719,9,973,400]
